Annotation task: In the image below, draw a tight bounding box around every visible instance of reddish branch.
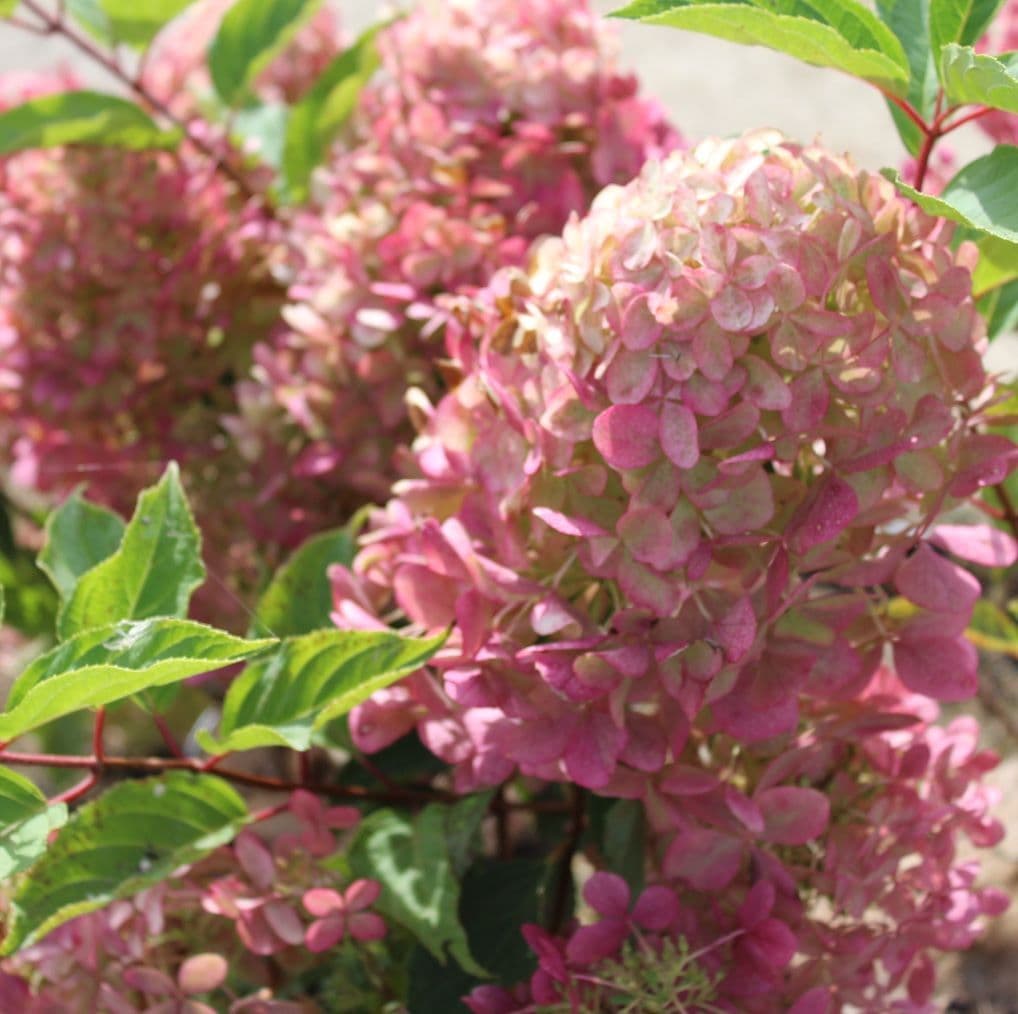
[546,786,587,934]
[2,748,458,805]
[15,0,260,199]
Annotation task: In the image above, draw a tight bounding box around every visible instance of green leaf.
[875,0,939,151]
[882,146,1018,246]
[252,527,356,638]
[2,772,247,954]
[97,0,197,47]
[281,23,381,202]
[602,799,647,896]
[611,0,910,94]
[0,91,179,155]
[406,945,477,1014]
[59,463,204,639]
[0,1,19,15]
[0,618,274,741]
[348,800,489,977]
[460,859,543,985]
[931,0,1005,56]
[980,276,1018,338]
[197,627,445,754]
[38,489,125,607]
[232,102,289,170]
[941,44,1018,112]
[65,0,115,43]
[967,599,1018,655]
[209,0,323,106]
[0,548,58,638]
[0,767,68,880]
[67,0,196,47]
[973,234,1018,296]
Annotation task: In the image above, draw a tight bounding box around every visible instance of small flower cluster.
[331,131,1014,1002]
[336,131,1013,787]
[465,670,1006,1012]
[0,121,284,540]
[200,790,383,956]
[0,791,381,1011]
[242,0,681,508]
[466,873,722,1013]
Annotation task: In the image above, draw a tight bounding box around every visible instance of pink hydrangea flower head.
[244,0,682,509]
[0,123,297,617]
[335,130,1012,792]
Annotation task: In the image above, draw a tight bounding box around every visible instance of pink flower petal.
[741,917,797,970]
[895,543,980,614]
[757,787,830,844]
[234,831,275,891]
[344,879,382,912]
[659,401,699,468]
[349,911,387,942]
[631,885,678,931]
[305,916,346,953]
[664,826,743,890]
[930,523,1017,568]
[178,954,228,996]
[737,880,775,929]
[788,475,858,553]
[742,354,791,410]
[617,505,679,568]
[565,920,627,965]
[532,506,608,538]
[583,872,630,920]
[716,595,757,663]
[894,633,979,701]
[621,294,664,350]
[303,888,343,918]
[789,986,834,1014]
[725,785,765,833]
[122,967,176,996]
[563,711,625,789]
[711,285,755,332]
[264,901,306,946]
[592,404,660,470]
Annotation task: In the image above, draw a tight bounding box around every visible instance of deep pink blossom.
[335,131,1010,795]
[240,0,681,512]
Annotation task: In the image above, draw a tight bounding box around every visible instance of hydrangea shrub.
[0,0,1014,1011]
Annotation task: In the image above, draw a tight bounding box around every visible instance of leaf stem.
[912,124,941,192]
[940,104,996,134]
[878,88,928,132]
[50,771,99,805]
[152,712,185,759]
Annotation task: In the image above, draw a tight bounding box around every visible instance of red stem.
[878,88,928,132]
[940,104,996,134]
[92,707,107,764]
[50,772,99,806]
[912,124,941,192]
[152,713,185,759]
[3,749,457,805]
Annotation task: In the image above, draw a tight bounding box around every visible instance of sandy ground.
[0,2,1015,1009]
